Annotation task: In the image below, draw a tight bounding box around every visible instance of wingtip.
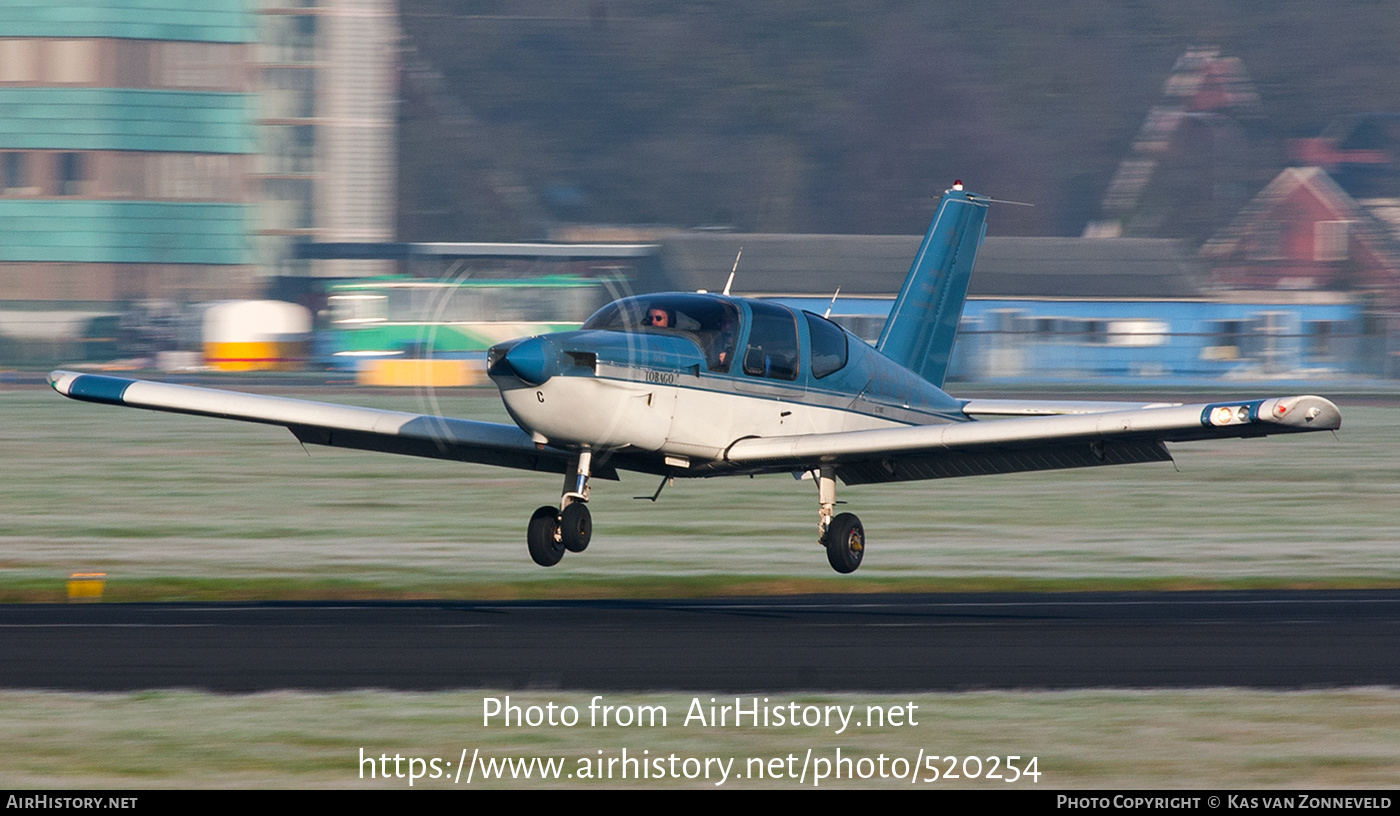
[48,370,73,396]
[1260,395,1342,431]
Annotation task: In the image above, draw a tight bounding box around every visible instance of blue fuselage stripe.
[581,369,965,426]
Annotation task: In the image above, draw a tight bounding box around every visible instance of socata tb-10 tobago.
[51,182,1341,573]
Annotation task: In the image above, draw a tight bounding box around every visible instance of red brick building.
[1201,166,1400,308]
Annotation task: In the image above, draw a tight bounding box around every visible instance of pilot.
[646,307,672,328]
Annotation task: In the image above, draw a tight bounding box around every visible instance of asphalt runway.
[2,591,1398,692]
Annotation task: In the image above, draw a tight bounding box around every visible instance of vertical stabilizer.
[876,184,989,388]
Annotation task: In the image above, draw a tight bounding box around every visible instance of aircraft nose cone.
[495,336,557,385]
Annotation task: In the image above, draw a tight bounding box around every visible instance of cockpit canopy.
[583,294,741,373]
[582,293,850,382]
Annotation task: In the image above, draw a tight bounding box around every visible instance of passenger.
[708,309,739,371]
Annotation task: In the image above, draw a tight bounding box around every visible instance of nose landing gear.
[527,505,565,566]
[559,502,592,552]
[527,449,594,567]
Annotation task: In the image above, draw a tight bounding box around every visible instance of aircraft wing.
[725,395,1341,485]
[47,370,606,478]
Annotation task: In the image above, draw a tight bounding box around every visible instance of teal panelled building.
[0,0,258,313]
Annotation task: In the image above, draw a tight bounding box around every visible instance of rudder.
[876,184,989,388]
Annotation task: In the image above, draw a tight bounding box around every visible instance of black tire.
[825,512,865,574]
[560,502,592,553]
[527,505,565,567]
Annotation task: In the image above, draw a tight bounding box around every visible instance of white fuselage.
[499,363,914,465]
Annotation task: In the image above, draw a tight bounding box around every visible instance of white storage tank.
[202,300,312,371]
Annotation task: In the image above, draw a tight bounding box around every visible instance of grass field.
[3,383,1398,789]
[3,689,1400,789]
[1,386,1395,600]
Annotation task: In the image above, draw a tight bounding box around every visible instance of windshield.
[582,294,742,373]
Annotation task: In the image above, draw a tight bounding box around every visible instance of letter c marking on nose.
[537,391,545,403]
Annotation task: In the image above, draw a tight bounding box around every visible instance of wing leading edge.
[725,395,1341,485]
[51,371,1339,488]
[46,370,609,478]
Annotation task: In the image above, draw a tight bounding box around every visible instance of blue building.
[0,0,259,359]
[301,232,1375,384]
[655,232,1372,385]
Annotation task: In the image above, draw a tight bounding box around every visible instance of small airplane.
[50,182,1342,573]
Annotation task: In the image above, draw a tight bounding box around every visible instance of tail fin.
[876,184,989,388]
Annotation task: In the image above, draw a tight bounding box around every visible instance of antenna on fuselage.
[722,247,743,296]
[823,286,841,318]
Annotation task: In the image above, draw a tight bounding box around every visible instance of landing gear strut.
[817,467,864,573]
[527,449,594,567]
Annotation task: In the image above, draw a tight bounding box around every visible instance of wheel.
[560,502,592,553]
[527,505,565,566]
[824,512,865,574]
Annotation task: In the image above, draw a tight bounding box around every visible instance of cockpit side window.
[804,311,849,379]
[581,295,741,373]
[743,301,799,380]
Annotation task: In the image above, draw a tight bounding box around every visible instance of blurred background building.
[0,0,259,362]
[258,0,396,281]
[4,3,1400,383]
[0,0,395,364]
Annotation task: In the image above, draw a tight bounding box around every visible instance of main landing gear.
[527,449,594,567]
[818,466,864,574]
[527,456,866,573]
